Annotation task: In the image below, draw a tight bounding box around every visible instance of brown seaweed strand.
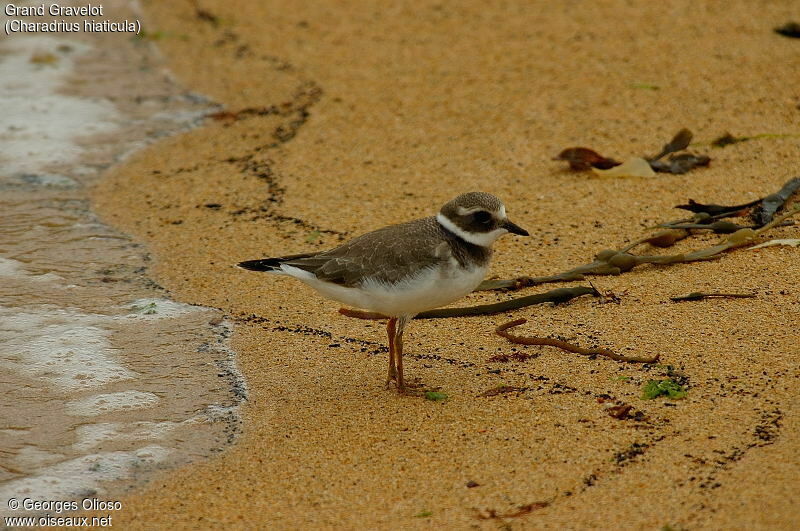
[495,319,659,364]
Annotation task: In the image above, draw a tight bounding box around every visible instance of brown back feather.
[280,217,490,287]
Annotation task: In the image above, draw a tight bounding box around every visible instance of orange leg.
[394,315,410,393]
[386,317,397,387]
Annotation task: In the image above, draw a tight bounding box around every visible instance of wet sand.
[89,1,799,528]
[0,3,244,511]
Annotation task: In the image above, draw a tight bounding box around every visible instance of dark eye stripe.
[473,211,492,224]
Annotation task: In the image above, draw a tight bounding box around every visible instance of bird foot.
[402,378,425,389]
[386,377,426,395]
[398,385,427,397]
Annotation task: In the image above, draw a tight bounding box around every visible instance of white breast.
[281,262,487,317]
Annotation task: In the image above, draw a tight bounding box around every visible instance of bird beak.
[503,219,529,236]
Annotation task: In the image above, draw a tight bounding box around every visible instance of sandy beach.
[86,0,799,528]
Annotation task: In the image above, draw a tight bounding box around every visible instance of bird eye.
[473,211,492,224]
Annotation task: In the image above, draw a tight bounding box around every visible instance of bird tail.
[237,252,316,272]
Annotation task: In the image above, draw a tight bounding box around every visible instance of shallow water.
[0,7,244,514]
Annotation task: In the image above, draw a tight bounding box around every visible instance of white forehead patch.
[456,204,506,217]
[456,205,483,216]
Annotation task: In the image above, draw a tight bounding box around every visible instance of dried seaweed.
[710,132,800,148]
[556,129,710,175]
[670,177,800,229]
[675,198,760,216]
[337,308,385,320]
[657,213,799,234]
[620,229,689,251]
[711,133,746,148]
[673,228,758,259]
[495,319,658,363]
[664,220,751,233]
[750,177,800,225]
[646,129,711,173]
[649,128,693,161]
[555,147,620,170]
[649,153,710,174]
[480,202,800,293]
[670,292,756,302]
[339,286,599,320]
[749,238,800,250]
[479,247,717,291]
[774,22,800,39]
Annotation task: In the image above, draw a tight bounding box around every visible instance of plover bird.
[238,192,528,393]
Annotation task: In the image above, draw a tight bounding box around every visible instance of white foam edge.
[0,35,120,176]
[0,446,171,517]
[65,390,160,417]
[0,305,138,391]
